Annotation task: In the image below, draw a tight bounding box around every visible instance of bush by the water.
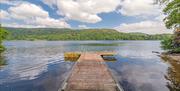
[0,45,5,53]
[161,37,180,53]
[0,25,8,66]
[0,56,7,66]
[0,25,8,53]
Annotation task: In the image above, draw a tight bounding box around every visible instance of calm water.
[0,41,179,91]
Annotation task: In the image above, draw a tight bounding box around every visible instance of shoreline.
[161,52,180,62]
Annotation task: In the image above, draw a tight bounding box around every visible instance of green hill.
[4,27,172,40]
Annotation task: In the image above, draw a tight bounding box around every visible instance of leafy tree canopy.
[161,0,180,29]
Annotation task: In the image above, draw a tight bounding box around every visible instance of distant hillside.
[4,27,172,40]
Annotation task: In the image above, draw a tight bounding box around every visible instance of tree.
[163,0,180,29]
[159,0,180,52]
[0,24,8,53]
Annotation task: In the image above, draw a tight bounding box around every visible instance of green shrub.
[161,37,174,50]
[161,37,180,53]
[0,56,7,66]
[0,45,5,52]
[0,25,8,53]
[172,47,180,53]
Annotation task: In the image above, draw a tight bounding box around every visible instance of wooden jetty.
[60,52,123,91]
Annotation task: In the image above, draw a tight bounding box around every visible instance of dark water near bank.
[0,41,179,91]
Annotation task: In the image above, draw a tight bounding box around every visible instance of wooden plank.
[61,52,123,91]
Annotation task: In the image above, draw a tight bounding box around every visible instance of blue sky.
[0,0,172,34]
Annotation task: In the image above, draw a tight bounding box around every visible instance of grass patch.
[64,52,81,62]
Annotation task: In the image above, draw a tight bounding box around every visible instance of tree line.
[5,27,172,41]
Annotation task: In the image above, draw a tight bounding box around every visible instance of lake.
[0,41,179,91]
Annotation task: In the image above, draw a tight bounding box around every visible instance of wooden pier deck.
[61,52,123,91]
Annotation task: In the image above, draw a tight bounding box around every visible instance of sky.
[0,0,173,34]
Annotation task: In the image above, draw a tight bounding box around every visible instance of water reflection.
[1,48,67,82]
[161,57,180,91]
[0,62,72,91]
[81,43,122,46]
[0,41,74,91]
[0,41,178,91]
[107,56,168,91]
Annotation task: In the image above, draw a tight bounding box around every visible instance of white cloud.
[0,0,23,6]
[1,0,170,34]
[0,3,70,28]
[0,10,10,19]
[78,25,88,29]
[33,17,70,28]
[43,0,120,23]
[114,20,173,34]
[114,0,172,34]
[2,23,45,28]
[8,3,49,20]
[118,0,160,16]
[0,0,13,4]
